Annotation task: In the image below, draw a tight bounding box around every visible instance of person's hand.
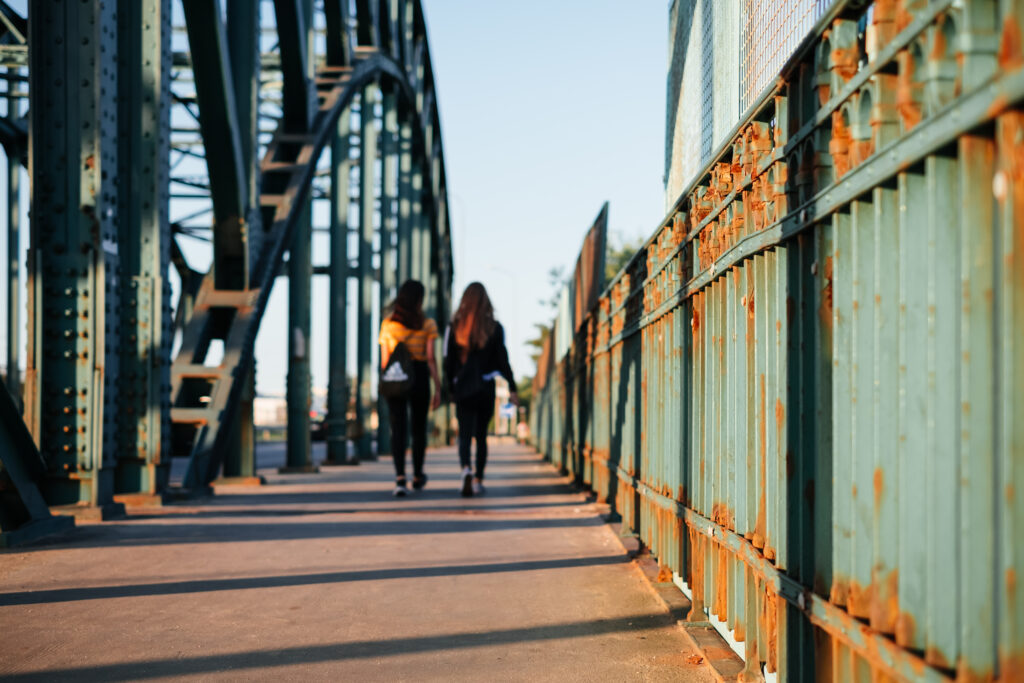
[431,389,442,411]
[509,391,519,407]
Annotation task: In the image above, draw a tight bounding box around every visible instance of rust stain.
[1008,567,1018,601]
[1007,483,1016,504]
[1000,651,1024,683]
[848,579,871,619]
[873,467,884,508]
[870,568,899,635]
[894,610,917,649]
[998,15,1024,70]
[956,659,995,683]
[775,398,785,433]
[753,375,767,549]
[830,576,849,607]
[925,645,952,670]
[84,154,96,170]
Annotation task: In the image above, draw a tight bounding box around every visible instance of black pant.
[386,361,430,480]
[455,385,495,479]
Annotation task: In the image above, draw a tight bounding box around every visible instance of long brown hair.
[452,282,496,361]
[389,280,425,329]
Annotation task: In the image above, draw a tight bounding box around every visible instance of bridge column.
[4,74,21,409]
[396,113,413,285]
[283,0,317,474]
[26,0,125,517]
[355,85,379,460]
[114,0,174,500]
[325,106,356,466]
[377,87,398,456]
[220,0,262,484]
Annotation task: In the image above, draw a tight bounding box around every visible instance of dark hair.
[452,282,496,361]
[390,280,426,330]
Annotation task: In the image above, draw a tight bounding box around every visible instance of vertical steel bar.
[377,86,398,456]
[958,132,996,679]
[221,0,260,482]
[4,79,19,406]
[896,167,927,649]
[283,0,316,474]
[355,85,379,459]
[924,150,960,668]
[27,0,123,513]
[326,107,355,466]
[397,113,412,285]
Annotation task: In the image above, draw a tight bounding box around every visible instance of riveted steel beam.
[114,0,173,500]
[355,0,376,47]
[26,0,124,517]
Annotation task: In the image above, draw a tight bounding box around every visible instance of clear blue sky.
[422,0,668,381]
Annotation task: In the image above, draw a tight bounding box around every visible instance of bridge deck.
[0,442,713,682]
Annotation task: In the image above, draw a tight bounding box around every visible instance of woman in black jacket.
[444,282,518,497]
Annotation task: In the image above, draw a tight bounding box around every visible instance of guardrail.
[530,1,1022,679]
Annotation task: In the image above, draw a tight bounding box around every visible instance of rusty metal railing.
[530,1,1023,679]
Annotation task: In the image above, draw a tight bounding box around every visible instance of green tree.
[605,232,646,281]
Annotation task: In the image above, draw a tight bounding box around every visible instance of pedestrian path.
[0,441,714,682]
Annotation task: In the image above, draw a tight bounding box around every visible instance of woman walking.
[444,282,518,497]
[379,280,441,497]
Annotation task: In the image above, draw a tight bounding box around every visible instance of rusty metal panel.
[527,1,1024,679]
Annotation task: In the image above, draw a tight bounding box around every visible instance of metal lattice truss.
[0,0,453,542]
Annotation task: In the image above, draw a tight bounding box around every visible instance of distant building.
[666,0,834,206]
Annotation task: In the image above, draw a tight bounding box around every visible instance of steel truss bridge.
[1,0,452,537]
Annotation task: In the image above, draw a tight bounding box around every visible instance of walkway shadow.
[1,612,674,682]
[0,554,626,606]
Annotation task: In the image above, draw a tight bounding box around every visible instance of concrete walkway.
[0,441,714,682]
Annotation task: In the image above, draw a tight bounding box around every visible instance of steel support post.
[283,0,316,474]
[26,0,125,517]
[4,75,19,408]
[283,202,316,473]
[396,113,413,285]
[377,87,398,455]
[220,0,262,484]
[325,107,355,465]
[355,86,379,459]
[114,0,173,501]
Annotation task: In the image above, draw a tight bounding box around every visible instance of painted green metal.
[181,0,249,291]
[25,0,124,515]
[325,106,355,466]
[220,0,261,483]
[4,77,19,409]
[355,86,378,460]
[530,1,1024,680]
[377,87,398,455]
[114,0,173,498]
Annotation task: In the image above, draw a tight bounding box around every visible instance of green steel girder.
[181,0,249,291]
[25,0,123,512]
[114,0,173,497]
[173,50,448,487]
[354,84,378,460]
[355,0,377,47]
[324,0,353,67]
[272,0,316,132]
[0,385,74,547]
[325,106,354,465]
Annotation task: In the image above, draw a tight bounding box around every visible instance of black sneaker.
[412,474,428,490]
[460,469,474,497]
[393,479,409,497]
